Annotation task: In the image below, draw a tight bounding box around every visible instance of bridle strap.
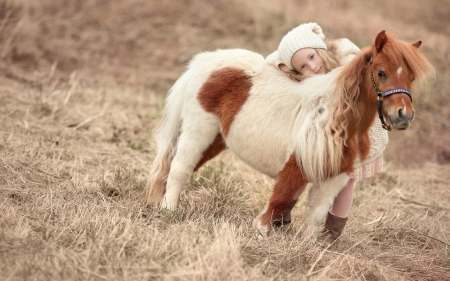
[369,68,412,131]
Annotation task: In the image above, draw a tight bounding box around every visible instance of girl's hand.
[279,63,289,72]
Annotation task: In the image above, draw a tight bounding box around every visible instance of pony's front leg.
[255,155,306,236]
[304,173,350,239]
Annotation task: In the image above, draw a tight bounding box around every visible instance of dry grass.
[1,0,450,280]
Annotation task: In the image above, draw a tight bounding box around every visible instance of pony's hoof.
[304,225,320,242]
[306,235,318,246]
[253,218,269,239]
[160,196,178,210]
[271,219,291,228]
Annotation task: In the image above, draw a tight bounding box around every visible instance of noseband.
[368,57,412,131]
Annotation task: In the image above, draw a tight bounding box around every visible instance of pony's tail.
[143,71,189,206]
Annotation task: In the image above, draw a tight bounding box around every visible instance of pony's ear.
[412,40,422,48]
[375,30,388,53]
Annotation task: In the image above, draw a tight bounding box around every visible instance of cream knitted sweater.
[266,38,388,167]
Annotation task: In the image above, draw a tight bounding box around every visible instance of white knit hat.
[278,22,327,69]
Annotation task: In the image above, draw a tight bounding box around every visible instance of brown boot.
[322,211,347,240]
[272,199,298,227]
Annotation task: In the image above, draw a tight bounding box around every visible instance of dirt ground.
[1,0,449,280]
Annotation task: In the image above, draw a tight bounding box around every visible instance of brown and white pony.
[143,31,434,237]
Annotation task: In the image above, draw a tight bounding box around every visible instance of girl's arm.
[266,50,286,71]
[336,38,360,65]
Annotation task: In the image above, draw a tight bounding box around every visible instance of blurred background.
[1,0,449,166]
[1,2,449,279]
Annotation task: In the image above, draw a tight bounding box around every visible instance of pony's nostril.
[398,108,405,120]
[411,111,415,121]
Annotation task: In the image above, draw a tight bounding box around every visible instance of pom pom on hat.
[278,22,327,69]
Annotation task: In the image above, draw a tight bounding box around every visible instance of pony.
[143,31,434,237]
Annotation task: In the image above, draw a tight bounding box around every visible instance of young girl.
[266,22,388,239]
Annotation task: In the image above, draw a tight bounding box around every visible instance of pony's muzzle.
[388,107,415,130]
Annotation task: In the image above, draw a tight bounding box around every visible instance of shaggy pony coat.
[143,31,434,237]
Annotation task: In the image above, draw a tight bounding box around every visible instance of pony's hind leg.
[304,173,350,239]
[256,155,307,236]
[193,133,226,172]
[162,117,221,209]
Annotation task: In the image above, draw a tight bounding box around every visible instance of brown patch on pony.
[357,131,371,163]
[259,154,307,226]
[194,133,227,172]
[197,67,252,137]
[340,135,365,174]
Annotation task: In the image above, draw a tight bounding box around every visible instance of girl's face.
[291,48,326,76]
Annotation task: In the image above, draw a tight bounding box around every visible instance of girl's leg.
[330,178,355,217]
[323,178,355,239]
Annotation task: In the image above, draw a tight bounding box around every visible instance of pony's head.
[368,30,435,130]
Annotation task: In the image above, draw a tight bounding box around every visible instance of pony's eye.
[378,70,386,79]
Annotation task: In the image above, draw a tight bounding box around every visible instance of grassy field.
[1,0,449,280]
